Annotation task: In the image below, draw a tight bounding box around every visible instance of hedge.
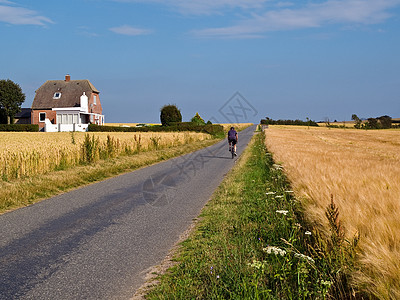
[260,118,319,127]
[88,123,224,136]
[0,124,39,132]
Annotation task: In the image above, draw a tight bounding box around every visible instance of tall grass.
[0,132,210,181]
[265,126,400,299]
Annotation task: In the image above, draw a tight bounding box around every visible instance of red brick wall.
[31,110,57,130]
[89,92,102,115]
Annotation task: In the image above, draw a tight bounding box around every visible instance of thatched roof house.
[31,75,104,131]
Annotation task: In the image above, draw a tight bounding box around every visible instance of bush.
[160,104,182,126]
[170,122,224,135]
[190,112,206,125]
[377,115,392,129]
[88,123,224,136]
[0,124,39,132]
[365,118,379,129]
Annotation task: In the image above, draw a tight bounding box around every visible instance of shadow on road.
[201,155,234,160]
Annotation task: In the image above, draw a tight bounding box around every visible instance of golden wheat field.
[219,123,253,131]
[264,126,400,299]
[317,121,356,127]
[0,131,210,180]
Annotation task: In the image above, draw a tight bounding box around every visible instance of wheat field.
[264,126,400,299]
[0,132,210,181]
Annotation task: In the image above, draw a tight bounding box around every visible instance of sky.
[1,0,400,124]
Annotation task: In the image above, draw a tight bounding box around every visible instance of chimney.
[65,74,70,82]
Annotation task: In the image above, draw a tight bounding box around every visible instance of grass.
[265,125,400,299]
[0,137,218,214]
[145,131,359,299]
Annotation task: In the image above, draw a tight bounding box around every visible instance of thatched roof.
[32,79,99,109]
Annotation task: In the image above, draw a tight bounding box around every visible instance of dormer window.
[53,92,61,99]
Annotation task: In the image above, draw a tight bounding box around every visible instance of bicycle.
[229,141,237,159]
[228,127,238,159]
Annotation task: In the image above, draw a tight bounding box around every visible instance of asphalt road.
[0,125,256,300]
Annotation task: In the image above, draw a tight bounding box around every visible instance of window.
[93,95,97,105]
[58,113,79,124]
[39,112,46,122]
[53,92,61,99]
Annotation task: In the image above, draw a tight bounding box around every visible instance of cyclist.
[228,126,238,156]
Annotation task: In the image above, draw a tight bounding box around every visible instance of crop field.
[0,131,210,181]
[219,123,253,131]
[317,121,355,127]
[264,126,400,299]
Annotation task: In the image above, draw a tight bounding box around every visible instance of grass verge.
[0,138,219,214]
[146,131,362,299]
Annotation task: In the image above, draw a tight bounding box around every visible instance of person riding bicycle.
[228,126,238,156]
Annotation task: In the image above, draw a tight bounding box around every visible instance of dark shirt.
[228,129,237,140]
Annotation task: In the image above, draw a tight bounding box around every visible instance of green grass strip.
[146,131,359,299]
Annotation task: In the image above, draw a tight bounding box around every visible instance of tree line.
[260,117,319,127]
[351,114,397,129]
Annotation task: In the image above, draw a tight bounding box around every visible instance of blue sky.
[1,0,400,123]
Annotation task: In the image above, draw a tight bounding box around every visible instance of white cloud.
[275,2,295,8]
[77,26,100,37]
[0,3,53,26]
[109,25,153,36]
[193,0,400,38]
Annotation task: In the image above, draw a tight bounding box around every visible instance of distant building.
[14,108,32,124]
[31,74,104,132]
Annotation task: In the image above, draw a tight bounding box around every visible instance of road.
[0,125,256,300]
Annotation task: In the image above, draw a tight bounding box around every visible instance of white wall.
[44,118,88,132]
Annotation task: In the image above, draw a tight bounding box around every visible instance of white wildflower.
[248,260,265,269]
[294,253,315,263]
[276,210,289,215]
[272,164,283,170]
[263,246,286,256]
[320,280,332,286]
[305,231,312,235]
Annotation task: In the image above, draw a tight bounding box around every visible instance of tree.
[351,114,362,129]
[191,112,205,125]
[377,115,392,129]
[160,104,182,126]
[366,117,378,129]
[0,79,25,124]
